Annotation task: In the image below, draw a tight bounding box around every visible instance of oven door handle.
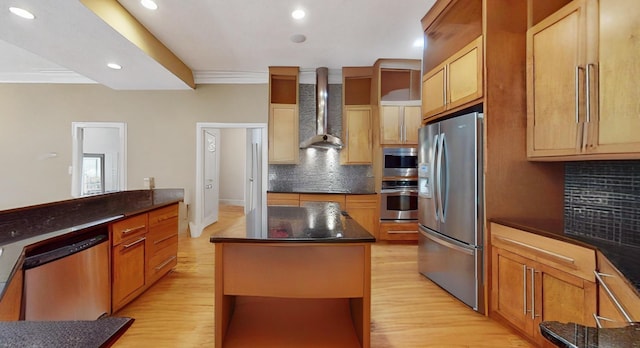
[381,189,418,194]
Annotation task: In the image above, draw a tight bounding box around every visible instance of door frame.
[191,122,268,238]
[71,122,127,198]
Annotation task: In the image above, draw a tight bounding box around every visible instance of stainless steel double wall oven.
[380,147,418,221]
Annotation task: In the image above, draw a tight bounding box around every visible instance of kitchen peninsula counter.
[210,202,374,348]
[0,189,184,302]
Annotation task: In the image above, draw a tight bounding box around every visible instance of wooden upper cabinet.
[423,36,483,120]
[527,0,586,158]
[528,0,640,160]
[342,67,373,165]
[588,0,640,155]
[269,104,299,164]
[343,106,373,164]
[380,105,421,145]
[269,67,299,164]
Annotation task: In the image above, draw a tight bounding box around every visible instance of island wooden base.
[215,242,371,348]
[223,296,361,348]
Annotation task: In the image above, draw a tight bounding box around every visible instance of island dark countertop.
[540,321,640,348]
[210,202,376,243]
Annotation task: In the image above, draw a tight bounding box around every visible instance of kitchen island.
[210,202,375,348]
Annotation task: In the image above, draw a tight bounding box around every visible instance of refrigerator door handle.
[437,133,446,223]
[419,226,474,256]
[432,133,440,220]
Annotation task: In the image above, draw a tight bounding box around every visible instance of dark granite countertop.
[210,202,375,243]
[0,316,134,347]
[540,321,640,348]
[490,218,640,296]
[0,189,183,300]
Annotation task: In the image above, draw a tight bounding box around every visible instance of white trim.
[194,70,268,84]
[71,122,127,198]
[191,122,268,238]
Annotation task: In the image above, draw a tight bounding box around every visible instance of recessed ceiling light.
[9,7,35,19]
[290,34,306,43]
[413,37,424,48]
[107,63,122,70]
[141,0,158,10]
[291,9,305,20]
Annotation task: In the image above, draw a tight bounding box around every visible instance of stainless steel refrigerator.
[417,112,484,313]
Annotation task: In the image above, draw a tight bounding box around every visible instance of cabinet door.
[590,0,640,154]
[269,104,299,164]
[491,248,533,336]
[345,195,378,238]
[527,1,586,157]
[403,106,422,145]
[112,236,146,311]
[343,106,372,164]
[447,36,483,109]
[380,106,402,144]
[422,66,446,119]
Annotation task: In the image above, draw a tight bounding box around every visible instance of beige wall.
[0,83,268,216]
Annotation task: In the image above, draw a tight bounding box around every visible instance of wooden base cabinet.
[111,213,148,312]
[490,223,596,345]
[345,195,378,239]
[594,251,640,328]
[111,204,179,312]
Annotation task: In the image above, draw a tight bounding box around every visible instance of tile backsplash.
[564,160,640,247]
[268,83,374,194]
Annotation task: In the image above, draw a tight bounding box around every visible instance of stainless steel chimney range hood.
[299,67,343,150]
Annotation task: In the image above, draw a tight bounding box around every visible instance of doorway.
[191,123,267,238]
[71,122,127,197]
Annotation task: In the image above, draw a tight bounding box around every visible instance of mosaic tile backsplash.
[564,161,640,247]
[268,83,375,194]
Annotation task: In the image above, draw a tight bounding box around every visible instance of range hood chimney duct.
[300,67,343,150]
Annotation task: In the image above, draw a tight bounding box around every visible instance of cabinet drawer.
[379,222,418,241]
[491,223,595,281]
[147,242,178,284]
[112,214,148,246]
[148,225,178,256]
[267,193,300,206]
[149,204,179,226]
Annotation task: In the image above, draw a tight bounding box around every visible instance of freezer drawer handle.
[494,236,575,267]
[421,229,473,255]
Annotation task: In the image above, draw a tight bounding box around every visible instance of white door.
[203,129,220,227]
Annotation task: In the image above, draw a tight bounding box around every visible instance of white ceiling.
[0,0,434,89]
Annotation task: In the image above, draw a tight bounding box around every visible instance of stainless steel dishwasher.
[23,224,110,321]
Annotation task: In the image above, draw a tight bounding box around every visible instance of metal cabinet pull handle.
[122,225,146,235]
[157,214,178,222]
[575,66,583,125]
[154,234,176,245]
[122,237,146,250]
[594,271,633,323]
[531,268,537,319]
[592,313,616,329]
[155,256,177,271]
[523,265,528,315]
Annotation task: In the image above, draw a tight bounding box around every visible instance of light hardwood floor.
[113,205,532,347]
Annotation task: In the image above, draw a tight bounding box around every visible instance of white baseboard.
[220,199,244,206]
